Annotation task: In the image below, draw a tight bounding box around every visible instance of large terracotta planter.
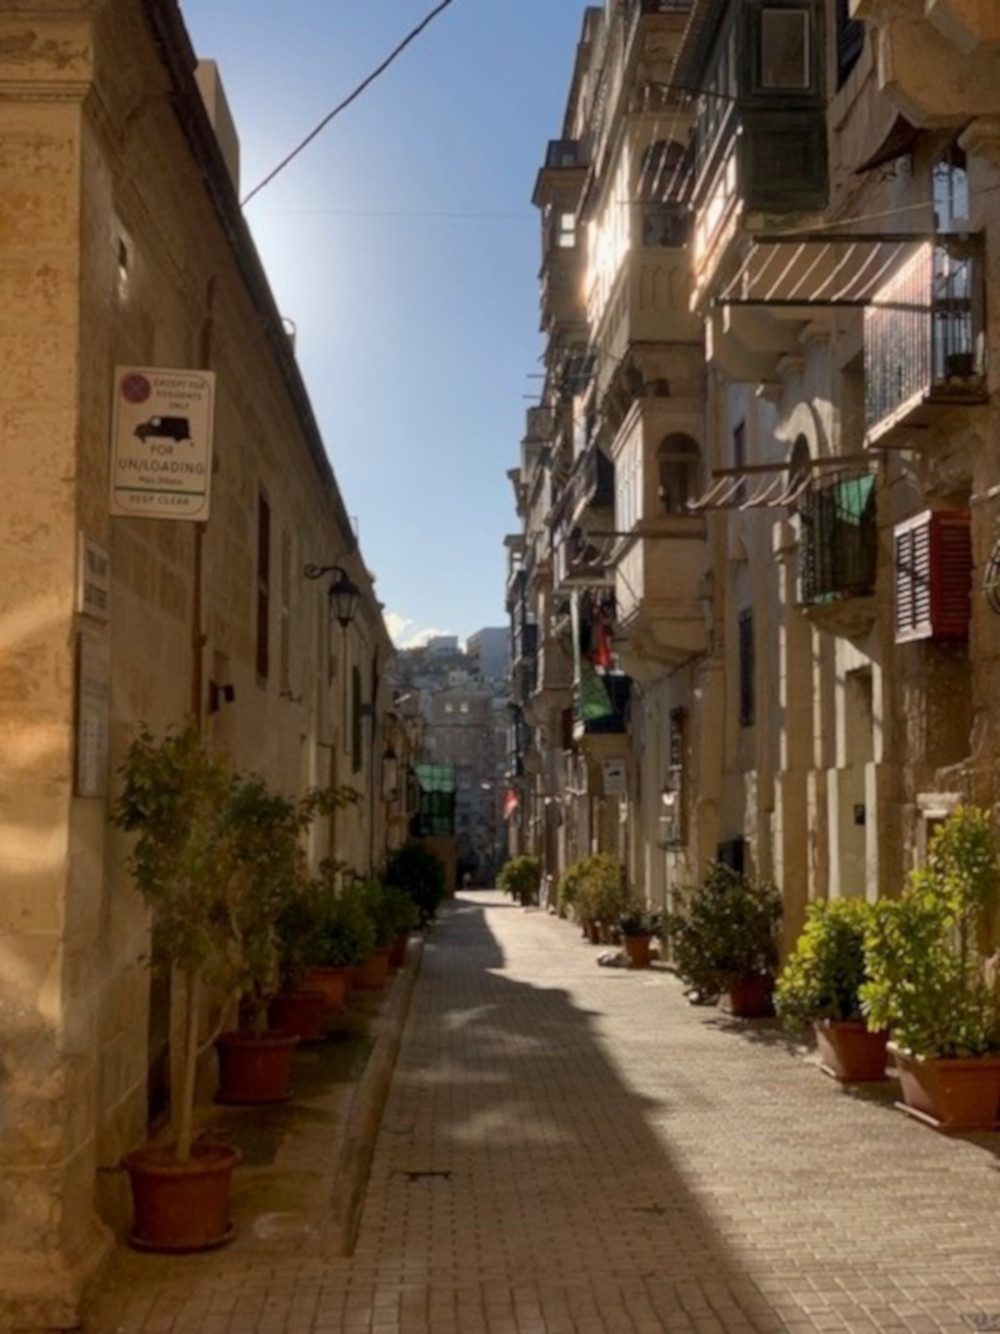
[303,965,351,1013]
[268,990,329,1042]
[389,932,409,970]
[354,947,391,991]
[215,1031,300,1104]
[623,934,653,969]
[123,1140,241,1252]
[890,1044,1000,1131]
[725,974,774,1019]
[814,1020,888,1083]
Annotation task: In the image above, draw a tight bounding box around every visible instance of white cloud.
[384,612,458,650]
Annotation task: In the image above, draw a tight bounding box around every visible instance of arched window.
[658,434,700,515]
[788,435,811,513]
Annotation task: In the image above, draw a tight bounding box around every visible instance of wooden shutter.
[256,493,271,679]
[894,509,970,642]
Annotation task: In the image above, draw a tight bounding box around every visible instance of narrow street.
[91,892,1000,1334]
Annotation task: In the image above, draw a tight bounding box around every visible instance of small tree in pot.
[497,855,542,906]
[775,898,888,1082]
[617,903,663,969]
[861,806,1000,1129]
[114,726,244,1251]
[667,864,782,1016]
[304,865,377,1011]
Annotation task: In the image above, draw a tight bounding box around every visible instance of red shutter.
[894,509,970,642]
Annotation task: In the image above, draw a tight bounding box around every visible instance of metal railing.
[798,473,877,604]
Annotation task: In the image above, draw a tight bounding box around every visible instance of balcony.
[614,527,709,668]
[865,240,987,448]
[552,525,613,592]
[540,247,586,335]
[796,472,878,639]
[569,444,614,524]
[572,673,631,742]
[511,620,539,666]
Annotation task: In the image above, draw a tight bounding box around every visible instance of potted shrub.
[557,863,583,923]
[497,854,542,906]
[269,882,329,1042]
[569,854,630,943]
[304,865,376,1010]
[775,898,888,1082]
[352,879,395,990]
[861,806,1000,1130]
[618,903,662,969]
[113,726,244,1251]
[385,840,446,927]
[383,884,419,968]
[667,863,782,1017]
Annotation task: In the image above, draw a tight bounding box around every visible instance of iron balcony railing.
[865,239,987,443]
[798,473,877,605]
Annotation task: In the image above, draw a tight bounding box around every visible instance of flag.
[502,788,520,822]
[578,659,613,721]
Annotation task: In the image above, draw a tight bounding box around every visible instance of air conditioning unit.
[893,509,971,643]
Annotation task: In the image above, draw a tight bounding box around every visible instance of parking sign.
[110,366,215,520]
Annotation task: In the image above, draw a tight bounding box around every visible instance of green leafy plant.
[618,902,662,938]
[571,854,631,927]
[311,864,377,967]
[384,841,446,926]
[666,863,782,997]
[114,727,243,1164]
[352,878,398,950]
[556,862,583,919]
[497,855,542,905]
[861,806,1000,1058]
[775,898,873,1029]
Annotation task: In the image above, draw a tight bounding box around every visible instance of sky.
[180,0,588,648]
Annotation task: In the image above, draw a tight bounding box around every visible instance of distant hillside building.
[467,626,510,684]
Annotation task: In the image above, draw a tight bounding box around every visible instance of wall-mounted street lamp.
[304,563,361,628]
[381,744,399,802]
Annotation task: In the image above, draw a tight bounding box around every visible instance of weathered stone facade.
[506,0,1000,951]
[0,2,394,1325]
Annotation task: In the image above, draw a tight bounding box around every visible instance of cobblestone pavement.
[88,891,1000,1334]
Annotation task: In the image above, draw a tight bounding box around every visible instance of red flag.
[591,608,614,672]
[502,788,520,821]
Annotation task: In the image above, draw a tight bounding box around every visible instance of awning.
[687,459,873,513]
[715,232,932,309]
[855,114,921,175]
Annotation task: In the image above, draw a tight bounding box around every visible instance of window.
[733,420,747,504]
[256,492,270,681]
[835,0,864,88]
[738,609,755,727]
[658,435,700,514]
[760,8,810,90]
[558,213,576,248]
[933,143,969,231]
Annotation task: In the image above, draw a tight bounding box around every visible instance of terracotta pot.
[623,934,653,969]
[303,965,351,1013]
[814,1020,888,1083]
[890,1044,1000,1131]
[268,990,329,1042]
[354,948,391,991]
[389,932,409,970]
[123,1140,241,1252]
[214,1030,300,1104]
[585,921,601,945]
[726,974,774,1019]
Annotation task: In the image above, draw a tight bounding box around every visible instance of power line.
[256,207,530,220]
[241,0,457,207]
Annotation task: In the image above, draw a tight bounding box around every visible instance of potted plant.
[861,806,1000,1130]
[569,854,630,943]
[384,841,446,928]
[557,862,583,923]
[352,879,395,990]
[382,884,419,968]
[497,854,542,906]
[775,898,888,1082]
[304,864,376,1010]
[618,903,662,969]
[113,726,244,1251]
[269,882,330,1042]
[667,863,782,1017]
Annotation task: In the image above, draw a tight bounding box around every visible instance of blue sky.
[180,1,587,646]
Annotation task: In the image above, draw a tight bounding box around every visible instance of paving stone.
[86,892,1000,1333]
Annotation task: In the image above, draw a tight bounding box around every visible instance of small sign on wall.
[76,631,110,797]
[602,758,627,796]
[77,534,110,621]
[110,366,215,521]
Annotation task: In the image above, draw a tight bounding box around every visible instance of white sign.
[110,366,215,520]
[76,631,110,797]
[602,759,627,796]
[77,534,110,621]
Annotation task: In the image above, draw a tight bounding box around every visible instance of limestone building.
[506,0,1000,943]
[0,2,398,1324]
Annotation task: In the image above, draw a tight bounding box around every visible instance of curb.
[326,934,425,1256]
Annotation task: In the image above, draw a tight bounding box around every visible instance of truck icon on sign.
[134,416,192,443]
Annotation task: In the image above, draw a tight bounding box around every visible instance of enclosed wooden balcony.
[864,240,987,448]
